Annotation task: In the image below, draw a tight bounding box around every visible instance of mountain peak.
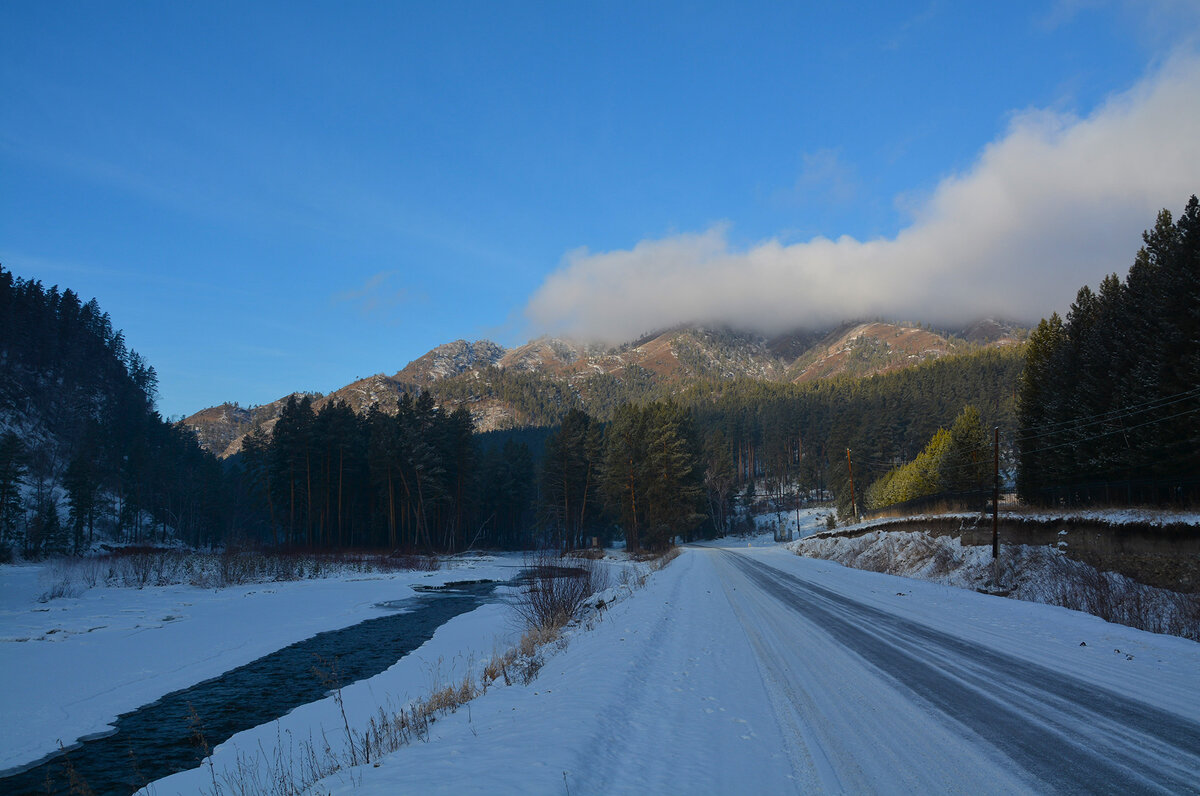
[394,339,506,384]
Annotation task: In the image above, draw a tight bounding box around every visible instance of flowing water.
[1,580,502,796]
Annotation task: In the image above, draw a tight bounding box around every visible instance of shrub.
[513,549,609,632]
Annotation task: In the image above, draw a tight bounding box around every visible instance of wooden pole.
[846,448,858,522]
[992,427,1000,560]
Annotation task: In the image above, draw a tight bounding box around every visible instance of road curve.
[710,547,1200,795]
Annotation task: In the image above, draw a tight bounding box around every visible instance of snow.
[149,543,1200,794]
[146,549,806,795]
[750,505,833,538]
[792,528,1200,639]
[840,506,1200,532]
[7,531,1200,793]
[0,554,524,774]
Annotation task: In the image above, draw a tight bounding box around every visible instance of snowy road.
[714,548,1200,794]
[149,543,1200,795]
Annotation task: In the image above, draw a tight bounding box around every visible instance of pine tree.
[601,404,648,552]
[0,431,26,554]
[641,403,705,548]
[937,405,990,494]
[702,429,736,537]
[1016,197,1200,503]
[1017,313,1066,499]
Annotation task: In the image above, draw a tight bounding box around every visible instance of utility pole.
[846,448,858,522]
[992,427,1000,560]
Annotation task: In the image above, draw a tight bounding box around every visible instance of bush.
[513,549,609,632]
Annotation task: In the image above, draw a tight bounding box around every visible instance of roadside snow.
[147,543,1200,795]
[838,507,1200,533]
[747,505,833,539]
[151,548,802,795]
[793,530,1200,639]
[11,534,1199,793]
[0,554,523,773]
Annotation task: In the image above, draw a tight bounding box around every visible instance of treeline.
[0,266,229,557]
[543,348,1021,539]
[236,393,538,551]
[1017,196,1200,503]
[232,398,705,554]
[540,404,705,553]
[682,346,1023,518]
[235,344,1022,552]
[240,344,1023,542]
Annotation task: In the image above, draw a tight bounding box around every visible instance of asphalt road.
[711,548,1200,794]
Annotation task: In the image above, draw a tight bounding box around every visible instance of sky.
[2,1,1199,420]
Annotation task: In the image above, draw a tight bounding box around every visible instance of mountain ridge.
[184,319,1024,457]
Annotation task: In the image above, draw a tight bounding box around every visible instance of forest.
[0,267,231,556]
[850,196,1200,515]
[2,197,1193,557]
[223,344,1024,551]
[0,263,1024,556]
[1016,196,1199,505]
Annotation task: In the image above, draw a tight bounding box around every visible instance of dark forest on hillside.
[0,267,228,556]
[1017,196,1200,504]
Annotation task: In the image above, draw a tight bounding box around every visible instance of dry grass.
[863,500,968,522]
[35,549,440,601]
[564,547,605,560]
[647,546,681,571]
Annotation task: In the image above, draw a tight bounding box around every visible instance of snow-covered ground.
[7,527,1199,794]
[791,529,1200,638]
[746,504,833,539]
[847,506,1200,531]
[0,554,525,774]
[148,541,1200,794]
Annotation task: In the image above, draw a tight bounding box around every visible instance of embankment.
[809,514,1200,593]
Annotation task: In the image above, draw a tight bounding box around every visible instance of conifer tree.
[1017,197,1200,503]
[0,431,26,553]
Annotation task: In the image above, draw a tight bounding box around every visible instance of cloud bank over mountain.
[525,55,1200,342]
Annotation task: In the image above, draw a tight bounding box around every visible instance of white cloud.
[524,55,1200,342]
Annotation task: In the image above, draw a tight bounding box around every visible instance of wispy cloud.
[883,1,942,50]
[791,148,858,206]
[1037,0,1200,50]
[332,271,413,317]
[525,55,1200,342]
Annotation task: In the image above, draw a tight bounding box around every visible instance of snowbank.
[0,553,523,773]
[793,531,1200,640]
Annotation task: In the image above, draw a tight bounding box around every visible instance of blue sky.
[3,2,1198,419]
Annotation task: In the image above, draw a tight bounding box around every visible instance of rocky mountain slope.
[184,320,1023,457]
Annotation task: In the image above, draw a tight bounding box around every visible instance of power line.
[1013,385,1200,441]
[1018,404,1200,457]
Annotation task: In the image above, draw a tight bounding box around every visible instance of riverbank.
[0,553,524,774]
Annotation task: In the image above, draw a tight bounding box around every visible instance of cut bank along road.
[710,547,1200,794]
